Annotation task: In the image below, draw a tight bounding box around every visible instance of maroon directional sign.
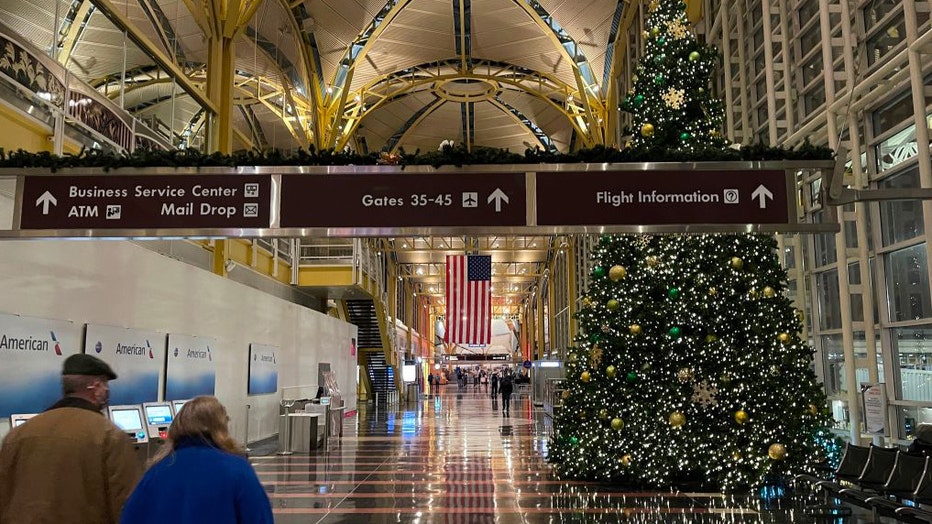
[19,174,271,229]
[535,170,790,225]
[280,172,526,228]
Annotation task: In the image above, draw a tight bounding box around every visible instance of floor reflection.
[252,384,876,524]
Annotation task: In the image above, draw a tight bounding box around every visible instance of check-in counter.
[287,412,322,452]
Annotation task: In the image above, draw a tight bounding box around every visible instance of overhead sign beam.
[1,162,839,239]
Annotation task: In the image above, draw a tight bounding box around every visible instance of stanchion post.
[243,404,252,452]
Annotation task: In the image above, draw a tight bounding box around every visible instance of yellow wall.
[0,102,55,153]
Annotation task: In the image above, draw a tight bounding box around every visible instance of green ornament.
[657,37,666,46]
[634,94,644,106]
[653,54,665,65]
[570,436,579,445]
[680,132,690,141]
[593,266,606,278]
[607,299,620,311]
[689,51,701,61]
[680,2,688,11]
[650,26,660,37]
[589,333,599,343]
[669,326,682,338]
[654,74,664,85]
[626,372,639,384]
[667,287,680,299]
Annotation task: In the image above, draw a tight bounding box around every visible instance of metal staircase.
[364,351,394,404]
[345,299,382,349]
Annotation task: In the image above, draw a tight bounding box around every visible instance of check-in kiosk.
[143,403,173,439]
[108,405,149,468]
[9,413,37,427]
[172,399,189,416]
[142,402,173,458]
[108,405,149,444]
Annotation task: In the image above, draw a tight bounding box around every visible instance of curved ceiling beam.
[509,0,605,146]
[386,97,447,153]
[56,0,95,65]
[320,0,417,148]
[335,58,588,150]
[603,0,635,147]
[287,1,326,148]
[488,96,556,152]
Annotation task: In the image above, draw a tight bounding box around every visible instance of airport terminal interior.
[0,0,932,521]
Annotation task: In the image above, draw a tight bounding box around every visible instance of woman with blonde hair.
[119,396,273,523]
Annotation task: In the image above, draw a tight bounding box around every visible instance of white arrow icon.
[751,185,773,209]
[487,188,509,212]
[35,191,57,215]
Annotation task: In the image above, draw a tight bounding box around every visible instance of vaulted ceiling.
[0,0,632,153]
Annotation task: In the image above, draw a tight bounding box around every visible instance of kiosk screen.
[173,400,186,414]
[145,405,173,425]
[112,409,144,431]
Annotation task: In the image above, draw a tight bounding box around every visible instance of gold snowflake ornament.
[590,345,603,369]
[662,88,686,109]
[691,380,719,408]
[666,20,689,39]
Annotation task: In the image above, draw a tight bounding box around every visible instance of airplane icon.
[462,192,478,207]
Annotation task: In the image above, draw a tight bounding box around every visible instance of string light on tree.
[549,0,833,491]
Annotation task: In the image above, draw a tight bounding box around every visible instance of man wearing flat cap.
[0,354,141,524]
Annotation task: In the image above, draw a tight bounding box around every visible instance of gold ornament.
[778,333,790,343]
[621,454,633,467]
[734,410,749,424]
[582,297,593,308]
[641,123,655,137]
[609,265,627,281]
[569,353,578,362]
[749,287,759,298]
[808,403,819,416]
[641,30,649,40]
[677,368,693,383]
[581,371,591,383]
[599,408,609,419]
[606,365,617,378]
[629,324,642,335]
[705,334,718,343]
[648,0,659,12]
[561,390,571,399]
[768,443,787,461]
[733,451,742,461]
[763,286,776,298]
[649,26,660,37]
[607,299,620,311]
[730,257,744,269]
[646,256,659,267]
[611,418,624,431]
[669,412,686,428]
[708,287,718,296]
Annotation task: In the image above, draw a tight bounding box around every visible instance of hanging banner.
[85,324,165,405]
[0,313,81,417]
[247,343,278,395]
[165,333,216,400]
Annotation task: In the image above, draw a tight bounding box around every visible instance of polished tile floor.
[251,385,880,523]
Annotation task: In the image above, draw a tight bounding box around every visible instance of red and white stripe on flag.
[445,255,492,345]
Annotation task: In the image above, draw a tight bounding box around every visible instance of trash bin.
[288,413,321,452]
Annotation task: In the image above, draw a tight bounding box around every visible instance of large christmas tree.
[547,0,833,491]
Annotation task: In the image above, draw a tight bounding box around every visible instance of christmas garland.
[0,141,832,171]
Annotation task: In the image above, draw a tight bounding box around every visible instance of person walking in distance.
[490,371,499,398]
[119,396,273,524]
[0,354,140,524]
[500,371,514,416]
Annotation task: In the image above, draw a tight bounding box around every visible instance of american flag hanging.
[445,255,492,345]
